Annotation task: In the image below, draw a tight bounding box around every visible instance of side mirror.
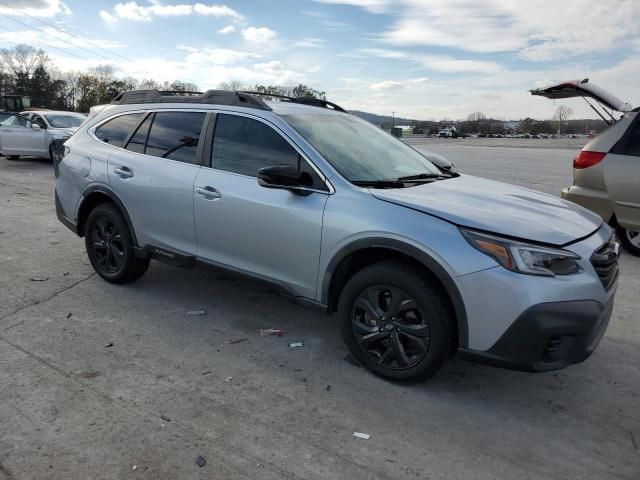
[31,123,41,130]
[257,165,301,190]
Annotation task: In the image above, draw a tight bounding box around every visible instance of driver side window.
[211,113,327,190]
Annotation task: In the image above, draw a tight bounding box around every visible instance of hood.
[371,175,602,246]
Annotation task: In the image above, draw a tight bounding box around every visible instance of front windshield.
[43,113,86,128]
[282,114,442,182]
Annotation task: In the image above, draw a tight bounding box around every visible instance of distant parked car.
[0,110,86,160]
[532,78,640,255]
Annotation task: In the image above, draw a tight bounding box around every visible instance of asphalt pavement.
[1,143,639,480]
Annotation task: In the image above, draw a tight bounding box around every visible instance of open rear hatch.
[531,79,633,124]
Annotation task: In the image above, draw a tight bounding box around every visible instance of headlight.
[461,229,581,277]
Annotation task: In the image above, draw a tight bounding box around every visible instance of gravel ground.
[0,149,638,480]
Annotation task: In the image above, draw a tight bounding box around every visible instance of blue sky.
[1,0,639,120]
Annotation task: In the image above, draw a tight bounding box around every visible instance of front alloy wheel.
[352,285,431,369]
[339,261,453,382]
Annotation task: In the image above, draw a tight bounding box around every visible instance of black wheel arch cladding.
[322,237,468,349]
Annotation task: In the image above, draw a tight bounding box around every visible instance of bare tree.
[466,111,486,133]
[218,79,246,91]
[64,71,81,110]
[553,105,574,134]
[0,44,48,77]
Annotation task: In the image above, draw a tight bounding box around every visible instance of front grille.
[590,240,619,290]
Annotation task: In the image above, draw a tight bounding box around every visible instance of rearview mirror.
[257,165,301,190]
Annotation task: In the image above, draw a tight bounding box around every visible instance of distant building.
[391,125,414,137]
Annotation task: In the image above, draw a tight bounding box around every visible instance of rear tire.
[85,203,150,283]
[338,261,453,382]
[616,226,640,256]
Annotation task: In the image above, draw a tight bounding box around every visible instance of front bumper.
[562,185,613,223]
[459,297,614,372]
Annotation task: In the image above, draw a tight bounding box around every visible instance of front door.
[194,112,330,299]
[0,115,46,156]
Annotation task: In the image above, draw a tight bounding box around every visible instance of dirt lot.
[1,146,639,480]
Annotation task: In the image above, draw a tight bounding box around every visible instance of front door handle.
[114,166,133,178]
[196,186,221,199]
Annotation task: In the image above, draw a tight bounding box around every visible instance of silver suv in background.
[55,90,618,381]
[0,110,86,161]
[532,79,640,255]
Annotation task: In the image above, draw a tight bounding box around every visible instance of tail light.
[573,151,606,169]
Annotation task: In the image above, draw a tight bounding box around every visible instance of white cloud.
[241,26,276,43]
[361,49,502,74]
[108,1,242,22]
[322,0,640,62]
[218,24,235,34]
[193,3,241,18]
[0,0,71,17]
[312,0,390,13]
[370,77,428,90]
[182,47,260,65]
[292,38,325,48]
[99,10,117,24]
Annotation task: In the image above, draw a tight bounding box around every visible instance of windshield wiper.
[395,172,454,182]
[352,180,406,188]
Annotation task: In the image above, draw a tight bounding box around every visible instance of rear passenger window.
[125,113,153,154]
[212,114,298,177]
[95,113,145,147]
[144,111,205,164]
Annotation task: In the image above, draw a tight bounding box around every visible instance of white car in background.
[0,110,86,160]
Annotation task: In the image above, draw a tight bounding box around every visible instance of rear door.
[102,110,207,254]
[605,115,640,230]
[193,112,330,299]
[0,114,47,155]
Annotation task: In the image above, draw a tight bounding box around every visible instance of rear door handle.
[196,186,221,199]
[114,166,133,178]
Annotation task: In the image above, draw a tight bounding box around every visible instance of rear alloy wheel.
[617,225,640,256]
[85,204,150,283]
[339,261,453,382]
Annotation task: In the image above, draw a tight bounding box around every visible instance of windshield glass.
[43,113,86,128]
[282,114,441,182]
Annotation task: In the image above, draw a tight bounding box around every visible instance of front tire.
[338,261,453,382]
[616,226,640,256]
[85,204,150,283]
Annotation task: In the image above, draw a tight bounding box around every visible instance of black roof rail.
[238,91,347,113]
[111,89,272,111]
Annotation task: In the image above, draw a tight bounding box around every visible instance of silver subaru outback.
[55,90,619,381]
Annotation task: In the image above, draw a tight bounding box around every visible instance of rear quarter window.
[95,113,145,148]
